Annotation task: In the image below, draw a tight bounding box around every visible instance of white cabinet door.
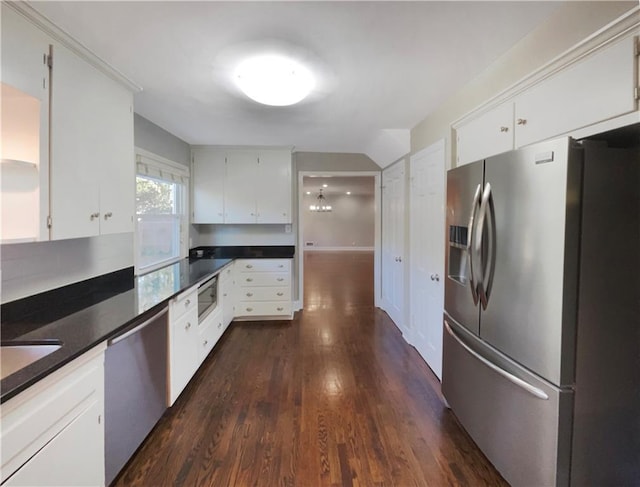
[409,140,446,380]
[515,35,637,148]
[168,309,199,405]
[50,43,101,239]
[4,400,103,487]
[1,5,50,242]
[456,102,514,166]
[192,148,225,223]
[98,81,134,235]
[256,150,291,223]
[225,151,257,223]
[220,274,235,327]
[50,41,134,240]
[381,160,405,330]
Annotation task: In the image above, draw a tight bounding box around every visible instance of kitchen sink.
[1,340,62,380]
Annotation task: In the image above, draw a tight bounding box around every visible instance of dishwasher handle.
[108,308,168,346]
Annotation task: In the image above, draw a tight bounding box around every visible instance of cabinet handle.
[90,212,100,221]
[277,292,284,296]
[250,212,255,216]
[499,126,509,133]
[246,307,253,312]
[185,322,191,330]
[516,118,527,125]
[246,264,253,268]
[246,278,253,282]
[246,292,253,297]
[277,307,284,311]
[104,212,113,219]
[218,322,222,329]
[278,264,284,268]
[185,299,191,306]
[203,340,208,346]
[223,293,228,297]
[277,278,284,282]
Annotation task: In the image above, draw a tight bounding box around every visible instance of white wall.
[302,193,374,249]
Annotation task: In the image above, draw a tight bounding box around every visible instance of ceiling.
[30,1,562,166]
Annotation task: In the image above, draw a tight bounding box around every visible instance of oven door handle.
[109,308,168,346]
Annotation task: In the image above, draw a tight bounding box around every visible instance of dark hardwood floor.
[114,251,506,486]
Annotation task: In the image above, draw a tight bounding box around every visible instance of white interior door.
[409,140,445,379]
[381,160,405,330]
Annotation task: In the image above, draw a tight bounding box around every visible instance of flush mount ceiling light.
[234,55,315,106]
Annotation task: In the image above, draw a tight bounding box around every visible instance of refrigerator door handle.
[474,183,496,309]
[444,320,549,400]
[467,184,482,305]
[476,182,496,310]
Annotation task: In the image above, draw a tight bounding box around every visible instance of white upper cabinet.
[191,148,292,224]
[514,35,637,148]
[255,150,292,223]
[192,148,225,223]
[0,5,50,243]
[225,150,260,224]
[457,102,514,166]
[454,27,638,166]
[50,41,134,240]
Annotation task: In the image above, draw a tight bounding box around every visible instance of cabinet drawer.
[237,259,290,273]
[170,287,197,321]
[236,301,291,317]
[239,273,290,287]
[238,287,290,302]
[219,264,234,282]
[198,309,223,362]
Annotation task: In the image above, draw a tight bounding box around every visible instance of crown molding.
[5,1,142,93]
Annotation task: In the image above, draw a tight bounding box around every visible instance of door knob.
[431,274,440,282]
[516,118,527,125]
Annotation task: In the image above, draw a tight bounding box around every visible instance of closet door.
[409,140,445,379]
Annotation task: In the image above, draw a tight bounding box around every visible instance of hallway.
[114,252,506,486]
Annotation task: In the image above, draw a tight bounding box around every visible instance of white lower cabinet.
[235,259,293,320]
[167,286,199,406]
[0,344,106,486]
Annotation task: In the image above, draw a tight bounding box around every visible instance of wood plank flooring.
[114,251,506,486]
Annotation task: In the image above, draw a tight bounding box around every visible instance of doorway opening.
[297,172,381,311]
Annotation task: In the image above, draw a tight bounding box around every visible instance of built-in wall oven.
[197,275,218,323]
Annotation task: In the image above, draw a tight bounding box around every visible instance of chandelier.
[309,189,332,212]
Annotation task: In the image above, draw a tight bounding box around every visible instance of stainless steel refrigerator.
[442,127,639,486]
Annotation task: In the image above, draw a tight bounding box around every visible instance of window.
[135,150,189,274]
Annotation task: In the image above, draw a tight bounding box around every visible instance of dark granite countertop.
[0,258,233,403]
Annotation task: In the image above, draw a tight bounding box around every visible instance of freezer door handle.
[467,184,482,305]
[476,182,496,310]
[444,320,549,400]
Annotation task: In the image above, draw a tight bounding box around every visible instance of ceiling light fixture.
[346,191,351,195]
[309,188,332,212]
[234,54,315,106]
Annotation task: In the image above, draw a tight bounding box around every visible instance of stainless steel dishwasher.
[104,307,168,485]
